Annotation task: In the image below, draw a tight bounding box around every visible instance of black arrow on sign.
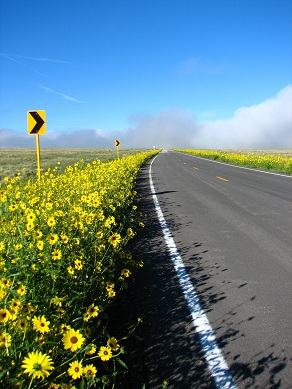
[29,111,45,134]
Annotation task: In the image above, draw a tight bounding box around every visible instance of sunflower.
[26,212,36,222]
[36,240,44,250]
[34,229,43,239]
[96,231,103,239]
[21,350,54,379]
[47,217,56,227]
[97,211,105,221]
[47,234,58,245]
[0,309,11,323]
[0,331,12,347]
[106,283,114,292]
[107,337,120,352]
[68,360,83,380]
[8,203,18,211]
[51,250,62,261]
[32,315,50,334]
[60,234,69,244]
[121,269,131,278]
[17,284,27,296]
[86,343,96,355]
[98,346,112,362]
[18,318,28,331]
[50,296,63,307]
[1,277,11,289]
[107,289,116,298]
[83,312,91,322]
[60,323,71,333]
[74,259,83,270]
[62,329,85,352]
[97,244,106,252]
[83,364,97,379]
[10,299,21,310]
[87,304,99,318]
[127,228,135,238]
[108,233,121,248]
[26,222,34,231]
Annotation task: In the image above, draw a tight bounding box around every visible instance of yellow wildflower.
[98,346,112,361]
[68,360,83,380]
[21,351,54,379]
[62,329,85,352]
[32,315,50,334]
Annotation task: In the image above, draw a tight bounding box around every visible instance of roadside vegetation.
[0,149,159,388]
[173,149,292,174]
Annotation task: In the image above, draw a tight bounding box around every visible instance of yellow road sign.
[28,110,46,134]
[115,139,120,147]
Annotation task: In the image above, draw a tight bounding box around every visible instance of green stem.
[27,377,34,389]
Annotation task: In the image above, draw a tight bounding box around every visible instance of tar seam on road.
[149,155,237,389]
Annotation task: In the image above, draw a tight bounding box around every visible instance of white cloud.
[0,129,35,147]
[122,85,292,149]
[198,85,292,148]
[1,85,291,149]
[123,110,201,148]
[0,128,114,148]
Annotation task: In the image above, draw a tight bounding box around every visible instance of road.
[130,150,292,389]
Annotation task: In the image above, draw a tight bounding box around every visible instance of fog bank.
[1,85,291,149]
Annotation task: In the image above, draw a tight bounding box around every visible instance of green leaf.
[0,368,9,379]
[116,358,128,369]
[79,378,85,389]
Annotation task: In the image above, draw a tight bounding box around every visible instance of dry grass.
[0,148,150,180]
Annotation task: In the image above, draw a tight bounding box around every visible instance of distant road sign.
[115,139,120,147]
[28,110,46,134]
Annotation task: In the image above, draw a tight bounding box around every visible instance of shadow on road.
[127,164,216,388]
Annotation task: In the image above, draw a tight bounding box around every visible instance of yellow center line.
[216,176,229,182]
[193,167,199,170]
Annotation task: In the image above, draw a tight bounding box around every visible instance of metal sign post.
[35,134,41,180]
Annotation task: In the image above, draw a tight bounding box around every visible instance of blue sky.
[1,0,291,148]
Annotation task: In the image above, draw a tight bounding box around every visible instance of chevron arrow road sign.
[28,110,46,134]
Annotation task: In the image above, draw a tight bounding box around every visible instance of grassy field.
[0,148,151,180]
[2,148,291,180]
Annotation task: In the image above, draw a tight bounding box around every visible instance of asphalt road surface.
[130,150,292,389]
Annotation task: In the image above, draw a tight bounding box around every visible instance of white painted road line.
[149,156,237,389]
